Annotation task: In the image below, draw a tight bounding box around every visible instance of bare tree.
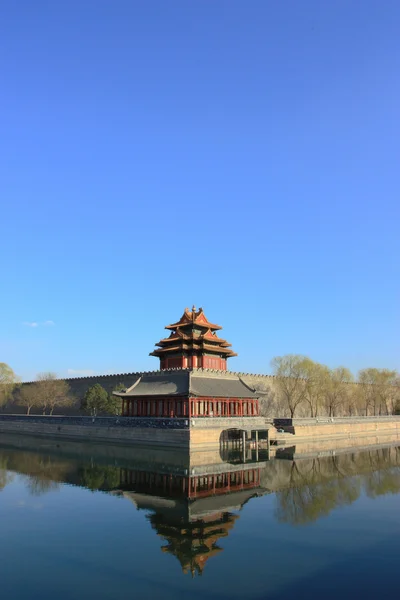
[270,355,307,418]
[16,384,42,415]
[324,367,354,417]
[28,373,73,415]
[374,369,399,415]
[357,369,376,416]
[0,363,19,410]
[300,359,329,417]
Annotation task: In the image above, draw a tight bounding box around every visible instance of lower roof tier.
[113,369,258,399]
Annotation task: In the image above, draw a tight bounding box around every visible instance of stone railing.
[274,416,400,428]
[0,415,189,429]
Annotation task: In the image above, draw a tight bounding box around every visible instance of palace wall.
[15,370,369,418]
[14,370,277,415]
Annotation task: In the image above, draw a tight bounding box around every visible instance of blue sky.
[1,1,399,381]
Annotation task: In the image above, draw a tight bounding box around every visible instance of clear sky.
[1,1,399,381]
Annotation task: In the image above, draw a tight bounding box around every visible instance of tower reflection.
[1,434,400,577]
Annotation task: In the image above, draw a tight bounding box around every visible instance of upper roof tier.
[165,306,222,331]
[150,306,237,361]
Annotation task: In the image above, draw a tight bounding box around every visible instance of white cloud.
[22,320,55,327]
[67,369,96,377]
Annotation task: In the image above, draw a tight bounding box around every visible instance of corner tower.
[150,306,237,370]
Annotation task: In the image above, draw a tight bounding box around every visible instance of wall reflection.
[0,435,400,576]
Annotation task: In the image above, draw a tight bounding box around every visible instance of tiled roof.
[118,371,189,397]
[189,374,257,398]
[114,370,258,398]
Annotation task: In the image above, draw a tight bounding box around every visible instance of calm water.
[1,436,400,600]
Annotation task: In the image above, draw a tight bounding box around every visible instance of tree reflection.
[276,475,360,525]
[0,456,14,491]
[364,469,400,498]
[275,447,400,525]
[77,464,121,492]
[24,475,60,496]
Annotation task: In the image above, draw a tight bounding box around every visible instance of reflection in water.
[0,456,15,490]
[0,437,400,576]
[273,446,400,525]
[149,510,238,576]
[119,467,263,576]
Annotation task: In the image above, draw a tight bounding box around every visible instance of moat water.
[1,437,400,600]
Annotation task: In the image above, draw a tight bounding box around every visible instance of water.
[1,436,400,600]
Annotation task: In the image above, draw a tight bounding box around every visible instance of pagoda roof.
[150,343,236,356]
[156,329,232,347]
[113,369,258,399]
[165,306,222,331]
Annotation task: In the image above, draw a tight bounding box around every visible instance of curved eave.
[165,322,222,331]
[154,337,232,348]
[150,343,237,356]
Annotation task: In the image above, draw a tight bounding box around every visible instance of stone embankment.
[273,416,400,441]
[0,415,190,448]
[0,414,267,449]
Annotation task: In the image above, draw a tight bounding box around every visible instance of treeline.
[2,359,400,419]
[269,355,400,418]
[0,363,123,416]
